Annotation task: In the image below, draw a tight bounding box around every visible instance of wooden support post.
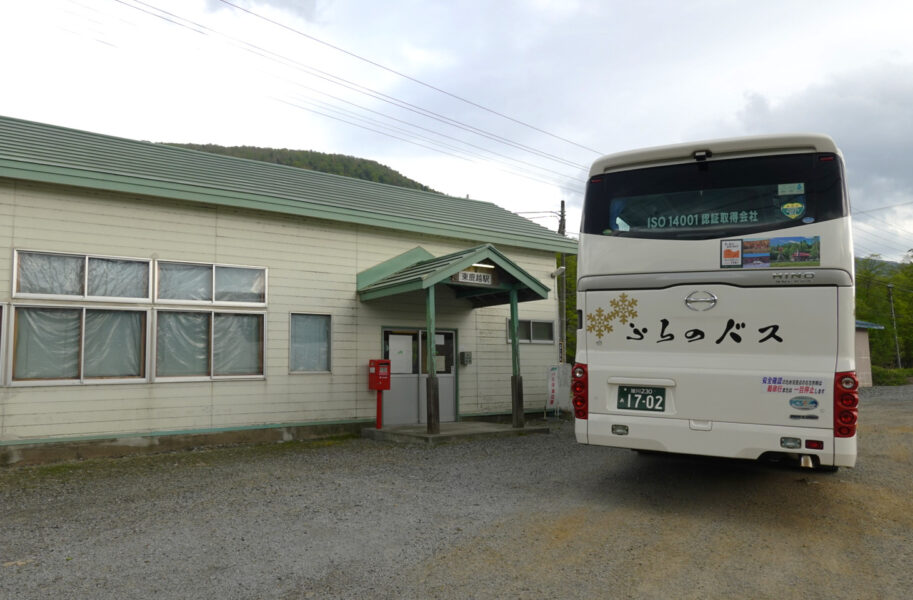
[510,287,524,429]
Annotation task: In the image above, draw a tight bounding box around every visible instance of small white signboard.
[457,271,492,285]
[546,364,572,414]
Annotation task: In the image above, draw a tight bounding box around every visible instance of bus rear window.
[582,153,846,240]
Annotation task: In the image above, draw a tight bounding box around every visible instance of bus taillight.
[572,363,588,420]
[834,371,859,438]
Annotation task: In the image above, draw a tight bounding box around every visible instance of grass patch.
[871,366,913,386]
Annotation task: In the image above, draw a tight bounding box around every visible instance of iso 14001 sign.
[617,386,666,412]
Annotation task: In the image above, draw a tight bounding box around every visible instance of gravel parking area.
[1,386,911,599]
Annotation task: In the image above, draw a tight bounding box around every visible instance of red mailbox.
[368,359,391,391]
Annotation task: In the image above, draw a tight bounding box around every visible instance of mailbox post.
[368,359,391,429]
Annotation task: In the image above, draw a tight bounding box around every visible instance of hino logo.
[771,272,815,283]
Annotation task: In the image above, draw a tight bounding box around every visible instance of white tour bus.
[572,134,859,470]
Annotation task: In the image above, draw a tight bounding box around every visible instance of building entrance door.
[383,329,456,426]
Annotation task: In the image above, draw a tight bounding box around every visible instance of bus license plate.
[617,386,666,412]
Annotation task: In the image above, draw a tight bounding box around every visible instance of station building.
[0,115,576,464]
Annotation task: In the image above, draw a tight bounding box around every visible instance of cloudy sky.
[1,0,912,259]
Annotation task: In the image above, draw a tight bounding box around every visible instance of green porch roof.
[358,244,550,308]
[0,115,577,254]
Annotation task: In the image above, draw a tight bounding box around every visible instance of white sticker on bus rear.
[778,182,805,195]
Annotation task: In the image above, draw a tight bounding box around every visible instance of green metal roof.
[358,244,550,307]
[0,115,577,254]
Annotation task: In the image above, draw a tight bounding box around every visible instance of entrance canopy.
[357,244,550,307]
[357,244,550,433]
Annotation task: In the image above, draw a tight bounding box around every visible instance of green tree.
[556,252,578,364]
[165,143,438,192]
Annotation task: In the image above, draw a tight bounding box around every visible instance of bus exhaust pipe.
[800,455,814,469]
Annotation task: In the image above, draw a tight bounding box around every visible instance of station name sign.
[454,270,494,285]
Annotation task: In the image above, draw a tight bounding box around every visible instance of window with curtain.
[17,252,84,296]
[87,258,149,298]
[158,263,213,301]
[156,311,265,378]
[16,251,150,299]
[215,267,266,303]
[213,313,263,376]
[157,262,266,304]
[13,307,146,381]
[84,310,145,377]
[10,251,267,385]
[156,311,211,377]
[290,314,330,372]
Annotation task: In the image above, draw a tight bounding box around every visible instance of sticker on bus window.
[721,236,820,268]
[720,239,742,268]
[778,183,805,195]
[768,236,820,267]
[742,239,770,268]
[780,198,806,220]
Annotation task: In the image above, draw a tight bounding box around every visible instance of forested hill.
[167,143,437,193]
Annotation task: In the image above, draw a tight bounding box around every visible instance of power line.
[856,211,913,239]
[215,0,605,156]
[276,97,584,190]
[113,0,591,175]
[280,84,582,184]
[853,198,913,216]
[853,221,913,256]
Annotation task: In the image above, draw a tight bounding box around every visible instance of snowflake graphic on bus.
[586,293,783,345]
[586,293,637,339]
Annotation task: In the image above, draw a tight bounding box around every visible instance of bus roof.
[589,133,840,176]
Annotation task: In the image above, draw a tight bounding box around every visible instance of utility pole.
[558,200,567,364]
[888,284,902,368]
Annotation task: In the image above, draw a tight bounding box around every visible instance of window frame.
[506,318,556,345]
[152,308,267,382]
[8,251,269,386]
[154,259,268,308]
[13,249,153,303]
[8,304,152,387]
[289,312,332,374]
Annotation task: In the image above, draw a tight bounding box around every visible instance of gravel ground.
[1,386,911,600]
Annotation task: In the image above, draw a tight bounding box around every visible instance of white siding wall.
[0,180,564,443]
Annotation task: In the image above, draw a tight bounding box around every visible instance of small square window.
[17,252,85,296]
[215,266,266,303]
[88,258,150,299]
[507,319,555,344]
[84,310,146,378]
[158,263,213,301]
[213,313,264,376]
[13,307,81,380]
[156,311,211,377]
[531,321,554,342]
[291,314,331,372]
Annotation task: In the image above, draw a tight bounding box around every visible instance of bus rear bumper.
[576,414,856,467]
